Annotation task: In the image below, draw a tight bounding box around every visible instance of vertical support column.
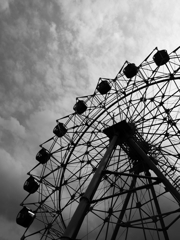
[61,134,118,240]
[147,172,169,240]
[110,176,137,240]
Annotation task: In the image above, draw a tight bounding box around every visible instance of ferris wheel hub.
[103,120,135,140]
[104,120,159,174]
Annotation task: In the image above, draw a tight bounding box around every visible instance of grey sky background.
[0,0,180,239]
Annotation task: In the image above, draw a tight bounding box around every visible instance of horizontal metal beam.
[91,180,159,203]
[103,170,161,180]
[128,138,180,204]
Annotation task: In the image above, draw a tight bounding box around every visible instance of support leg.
[128,138,180,203]
[61,135,118,240]
[110,176,137,240]
[147,172,169,240]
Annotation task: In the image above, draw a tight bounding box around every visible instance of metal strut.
[103,120,180,204]
[61,134,118,240]
[147,172,170,240]
[61,120,180,239]
[128,138,180,204]
[103,120,180,239]
[110,176,137,240]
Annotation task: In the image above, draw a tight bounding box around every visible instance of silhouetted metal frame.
[18,46,180,240]
[61,134,118,240]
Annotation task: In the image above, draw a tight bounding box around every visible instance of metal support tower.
[61,135,118,240]
[61,120,180,239]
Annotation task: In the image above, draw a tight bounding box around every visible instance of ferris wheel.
[17,46,180,240]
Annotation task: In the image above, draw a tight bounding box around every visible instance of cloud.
[58,0,180,74]
[25,109,58,145]
[0,0,13,13]
[0,216,23,240]
[0,148,26,219]
[0,116,26,139]
[0,216,40,240]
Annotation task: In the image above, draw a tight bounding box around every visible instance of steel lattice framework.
[17,46,180,240]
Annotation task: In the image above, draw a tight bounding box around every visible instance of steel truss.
[17,46,180,240]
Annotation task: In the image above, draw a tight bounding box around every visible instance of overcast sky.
[1,0,180,239]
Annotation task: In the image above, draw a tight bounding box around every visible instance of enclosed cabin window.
[153,50,169,66]
[53,122,67,138]
[16,207,35,228]
[123,63,138,78]
[73,100,87,114]
[36,148,50,164]
[23,176,39,194]
[97,80,111,95]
